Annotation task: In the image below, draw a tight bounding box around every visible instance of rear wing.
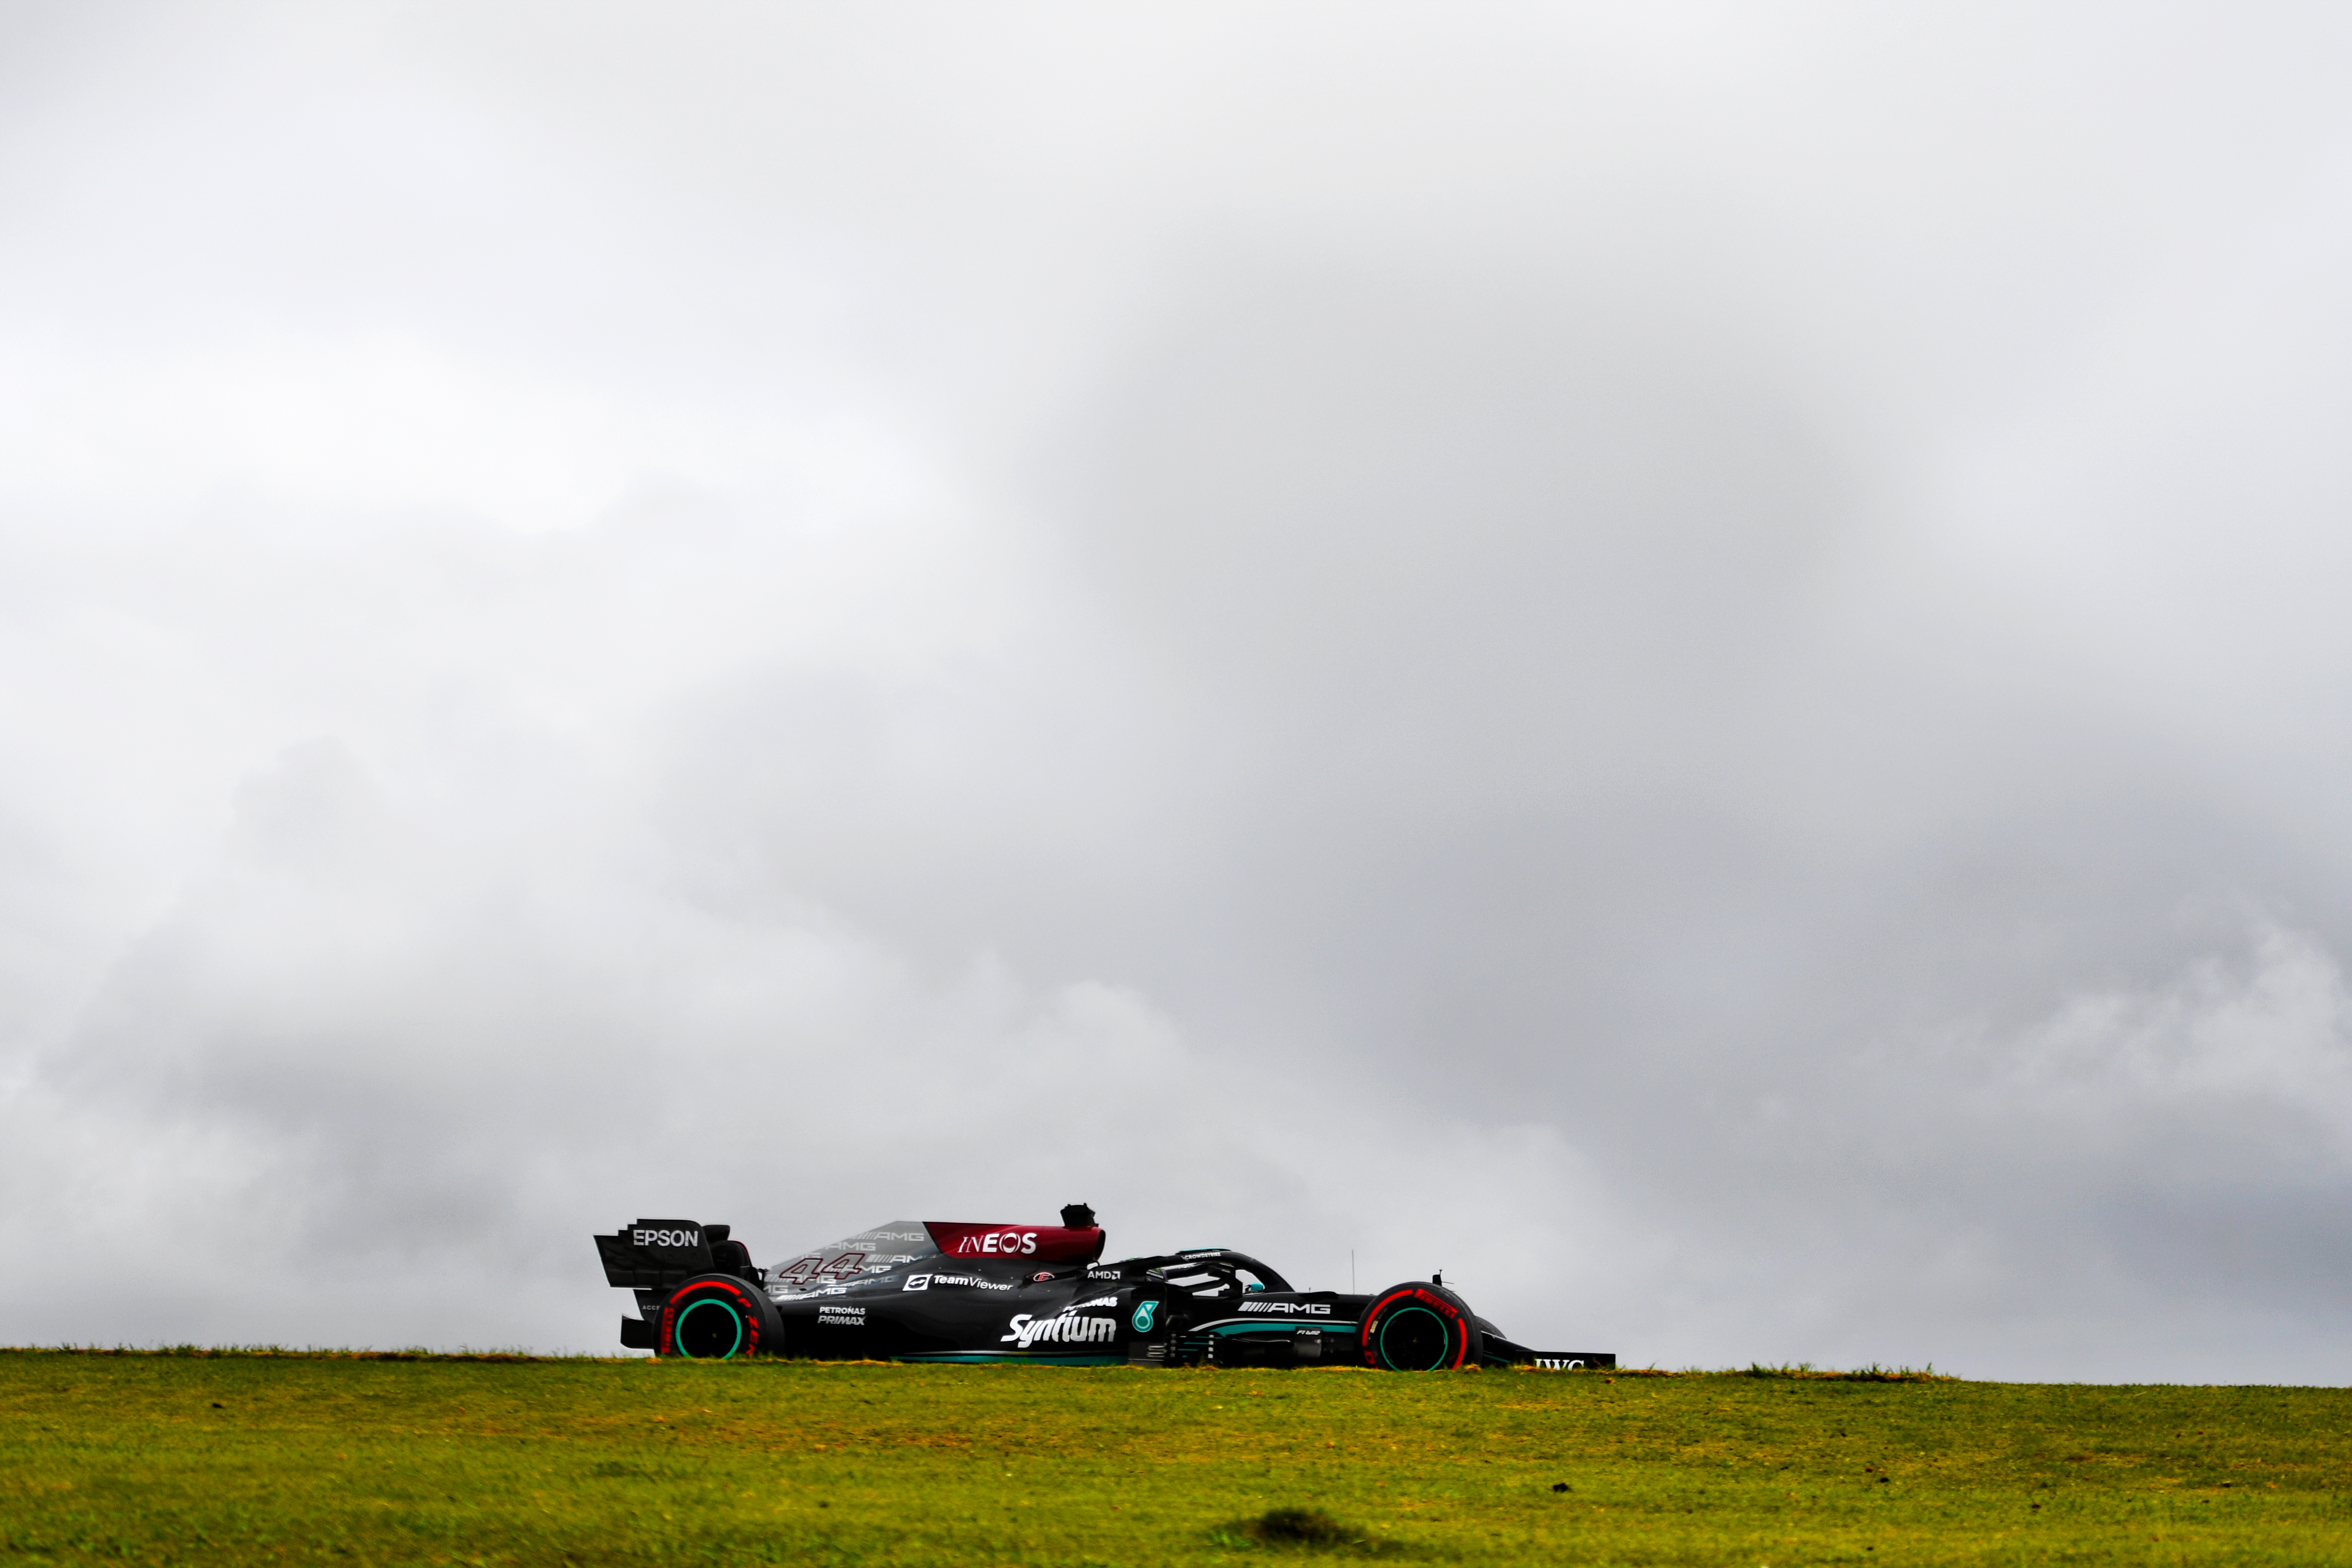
[594,1218,725,1295]
[596,1218,760,1352]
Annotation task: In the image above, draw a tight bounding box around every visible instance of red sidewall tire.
[1359,1283,1482,1372]
[658,1274,781,1360]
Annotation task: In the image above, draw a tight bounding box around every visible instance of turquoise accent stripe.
[1209,1322,1360,1335]
[891,1353,1124,1366]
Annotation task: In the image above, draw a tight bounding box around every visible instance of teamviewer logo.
[903,1274,931,1292]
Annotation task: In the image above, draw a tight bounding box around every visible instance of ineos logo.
[954,1230,1038,1256]
[633,1228,701,1249]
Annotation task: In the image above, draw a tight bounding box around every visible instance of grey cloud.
[3,3,2352,1378]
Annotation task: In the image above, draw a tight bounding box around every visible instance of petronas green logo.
[1131,1300,1158,1333]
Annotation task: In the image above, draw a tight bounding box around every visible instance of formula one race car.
[592,1204,1613,1371]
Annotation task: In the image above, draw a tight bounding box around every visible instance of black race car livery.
[592,1204,1613,1371]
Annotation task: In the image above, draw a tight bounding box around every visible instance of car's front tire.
[657,1274,782,1359]
[1359,1281,1483,1371]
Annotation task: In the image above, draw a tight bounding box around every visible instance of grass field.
[4,1351,2349,1565]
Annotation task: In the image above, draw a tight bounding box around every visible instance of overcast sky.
[5,2,2352,1380]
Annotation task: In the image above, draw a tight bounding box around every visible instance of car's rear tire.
[1359,1281,1483,1371]
[657,1274,782,1360]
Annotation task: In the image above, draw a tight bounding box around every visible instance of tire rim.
[1376,1305,1453,1371]
[676,1297,745,1359]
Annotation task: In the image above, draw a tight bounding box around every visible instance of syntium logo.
[1001,1311,1119,1349]
[632,1227,700,1249]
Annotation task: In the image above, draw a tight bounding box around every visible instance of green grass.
[3,1350,2349,1565]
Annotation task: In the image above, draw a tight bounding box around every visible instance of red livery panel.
[922,1221,1105,1263]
